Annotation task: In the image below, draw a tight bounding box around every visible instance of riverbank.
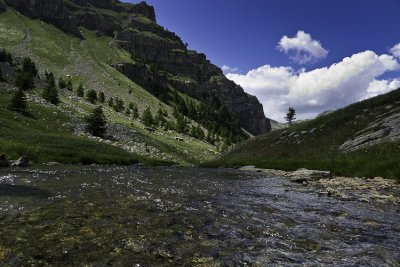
[238,166,400,204]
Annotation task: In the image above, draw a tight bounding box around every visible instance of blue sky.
[126,0,400,121]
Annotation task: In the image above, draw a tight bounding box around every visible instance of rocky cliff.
[2,0,271,134]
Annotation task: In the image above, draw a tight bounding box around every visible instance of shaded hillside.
[2,0,270,134]
[0,6,226,165]
[207,88,400,180]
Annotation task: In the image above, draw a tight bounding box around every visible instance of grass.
[0,90,139,165]
[205,89,400,181]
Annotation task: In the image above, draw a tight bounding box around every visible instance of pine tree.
[108,97,114,107]
[22,57,37,77]
[142,107,154,126]
[8,89,27,111]
[132,106,139,119]
[86,89,97,104]
[15,72,34,90]
[42,74,59,105]
[58,77,66,89]
[66,79,73,91]
[76,83,84,97]
[176,114,187,133]
[85,106,107,137]
[98,92,105,103]
[113,98,124,113]
[285,107,296,125]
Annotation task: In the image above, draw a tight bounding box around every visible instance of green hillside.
[0,8,220,165]
[206,89,400,181]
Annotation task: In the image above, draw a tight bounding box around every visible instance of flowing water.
[0,165,399,266]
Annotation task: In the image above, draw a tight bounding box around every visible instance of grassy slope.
[206,89,400,180]
[0,8,216,165]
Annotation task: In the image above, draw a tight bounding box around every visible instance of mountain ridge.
[2,0,271,134]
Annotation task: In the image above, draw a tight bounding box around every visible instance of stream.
[0,165,399,266]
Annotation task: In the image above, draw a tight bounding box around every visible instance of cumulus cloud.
[278,31,328,64]
[366,78,400,98]
[221,65,239,74]
[226,50,399,121]
[390,42,400,58]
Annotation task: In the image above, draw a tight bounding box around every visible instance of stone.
[290,168,332,183]
[11,156,30,167]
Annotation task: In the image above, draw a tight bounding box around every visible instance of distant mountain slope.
[3,0,271,134]
[207,88,400,180]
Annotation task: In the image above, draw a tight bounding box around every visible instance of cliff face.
[2,0,271,134]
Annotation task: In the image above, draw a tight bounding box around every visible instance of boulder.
[290,168,332,183]
[0,153,10,167]
[11,156,30,167]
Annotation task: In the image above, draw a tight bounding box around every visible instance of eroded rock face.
[4,0,156,37]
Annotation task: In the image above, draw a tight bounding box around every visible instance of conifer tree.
[285,107,296,125]
[113,98,124,113]
[8,89,27,111]
[98,92,105,103]
[142,107,154,126]
[108,97,114,107]
[42,72,59,105]
[76,83,85,97]
[86,89,97,104]
[85,106,107,137]
[58,77,66,89]
[132,106,139,119]
[66,79,73,91]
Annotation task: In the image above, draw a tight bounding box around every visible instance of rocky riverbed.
[238,166,400,204]
[0,165,399,266]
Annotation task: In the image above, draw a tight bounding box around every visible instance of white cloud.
[366,78,400,98]
[226,50,399,122]
[221,65,239,74]
[390,42,400,58]
[278,31,328,64]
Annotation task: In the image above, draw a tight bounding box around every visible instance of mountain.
[206,88,400,180]
[3,0,271,134]
[0,0,271,165]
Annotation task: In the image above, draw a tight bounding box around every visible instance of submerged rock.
[11,156,30,167]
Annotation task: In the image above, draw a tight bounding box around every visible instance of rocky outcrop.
[4,0,156,37]
[339,104,400,152]
[5,0,81,36]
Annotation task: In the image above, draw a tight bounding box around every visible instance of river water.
[0,165,399,266]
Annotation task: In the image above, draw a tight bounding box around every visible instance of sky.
[126,0,400,122]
